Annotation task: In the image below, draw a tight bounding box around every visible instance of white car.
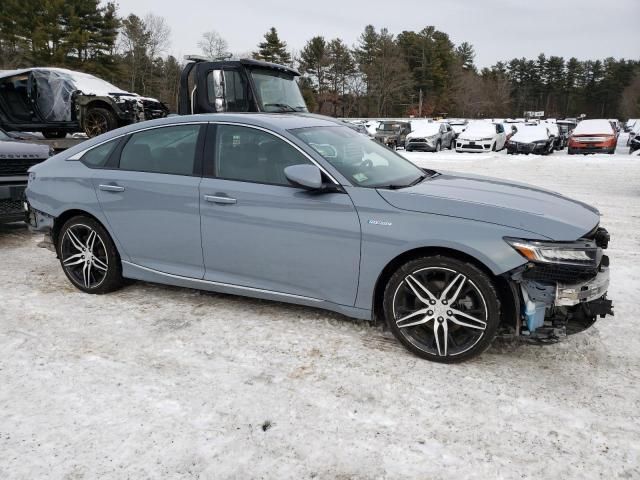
[456,121,507,152]
[447,119,468,138]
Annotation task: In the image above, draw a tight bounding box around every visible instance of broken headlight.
[505,238,599,267]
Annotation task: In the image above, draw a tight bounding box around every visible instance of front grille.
[463,144,483,149]
[0,199,23,216]
[523,263,600,283]
[142,100,169,119]
[0,158,46,176]
[409,138,426,143]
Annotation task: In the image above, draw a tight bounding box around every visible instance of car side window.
[119,125,201,176]
[496,124,504,133]
[215,124,311,186]
[80,139,119,168]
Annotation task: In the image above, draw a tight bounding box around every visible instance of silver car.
[25,114,614,363]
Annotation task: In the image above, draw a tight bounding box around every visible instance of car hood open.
[376,170,600,240]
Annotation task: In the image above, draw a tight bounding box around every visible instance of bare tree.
[198,30,229,60]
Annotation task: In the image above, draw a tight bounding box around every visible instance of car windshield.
[250,69,308,113]
[290,126,426,188]
[377,123,402,132]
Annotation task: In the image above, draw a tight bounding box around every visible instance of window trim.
[69,122,208,176]
[205,121,340,186]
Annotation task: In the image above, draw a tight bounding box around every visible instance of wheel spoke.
[85,230,97,252]
[63,253,84,266]
[448,308,487,330]
[441,273,466,303]
[66,229,85,252]
[82,261,91,288]
[405,274,438,305]
[434,320,448,356]
[92,256,108,271]
[396,308,429,328]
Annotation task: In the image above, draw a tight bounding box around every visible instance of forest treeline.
[1,0,638,118]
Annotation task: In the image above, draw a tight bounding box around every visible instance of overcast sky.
[117,0,639,67]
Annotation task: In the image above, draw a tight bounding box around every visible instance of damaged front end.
[504,227,614,343]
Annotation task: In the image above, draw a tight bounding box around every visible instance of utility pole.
[418,89,423,117]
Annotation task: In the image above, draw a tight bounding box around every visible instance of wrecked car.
[0,127,50,223]
[506,125,555,155]
[374,121,411,149]
[0,68,168,138]
[25,114,613,363]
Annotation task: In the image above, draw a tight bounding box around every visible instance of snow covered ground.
[1,136,639,479]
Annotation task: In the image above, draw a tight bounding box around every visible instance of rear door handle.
[99,184,125,192]
[204,194,236,205]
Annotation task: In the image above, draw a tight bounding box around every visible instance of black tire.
[83,107,118,137]
[383,255,501,363]
[57,215,123,294]
[449,139,455,150]
[435,141,442,152]
[406,147,413,152]
[42,130,67,139]
[491,142,497,151]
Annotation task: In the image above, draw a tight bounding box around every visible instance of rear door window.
[119,125,201,175]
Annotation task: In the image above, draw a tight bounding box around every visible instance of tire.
[491,142,497,152]
[435,141,442,152]
[383,255,501,363]
[449,139,455,150]
[406,147,413,152]
[57,215,123,294]
[83,107,118,137]
[42,130,67,139]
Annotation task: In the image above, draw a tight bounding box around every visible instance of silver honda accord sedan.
[25,114,613,363]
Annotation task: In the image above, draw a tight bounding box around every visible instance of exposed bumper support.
[555,267,610,307]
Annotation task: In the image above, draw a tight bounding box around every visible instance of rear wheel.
[383,256,500,363]
[57,216,123,294]
[83,107,118,137]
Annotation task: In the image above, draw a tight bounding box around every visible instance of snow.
[573,119,615,136]
[408,122,440,136]
[511,125,550,142]
[1,135,639,478]
[459,121,496,138]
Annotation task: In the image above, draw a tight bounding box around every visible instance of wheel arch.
[52,208,112,250]
[371,246,519,332]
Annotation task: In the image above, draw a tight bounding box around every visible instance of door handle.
[204,194,236,205]
[99,184,125,192]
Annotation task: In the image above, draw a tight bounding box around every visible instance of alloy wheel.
[84,111,109,137]
[60,224,109,289]
[392,267,488,357]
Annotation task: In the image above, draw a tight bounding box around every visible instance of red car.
[568,119,617,154]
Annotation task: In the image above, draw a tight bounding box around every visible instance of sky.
[117,0,639,67]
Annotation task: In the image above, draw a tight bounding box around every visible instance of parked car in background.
[627,122,640,146]
[506,125,555,155]
[365,120,381,137]
[374,121,411,149]
[543,121,566,150]
[456,121,507,152]
[343,120,369,136]
[0,127,50,223]
[25,113,614,363]
[629,129,640,154]
[608,119,620,133]
[447,119,468,138]
[623,119,637,132]
[405,121,454,152]
[0,68,168,139]
[568,119,617,154]
[557,119,577,140]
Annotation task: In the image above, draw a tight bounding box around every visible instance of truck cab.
[178,57,308,115]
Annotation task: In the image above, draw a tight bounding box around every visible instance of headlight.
[480,137,494,141]
[505,238,599,267]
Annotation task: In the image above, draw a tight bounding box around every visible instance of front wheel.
[57,216,124,294]
[383,256,501,363]
[435,141,442,152]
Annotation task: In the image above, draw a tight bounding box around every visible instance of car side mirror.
[285,164,323,190]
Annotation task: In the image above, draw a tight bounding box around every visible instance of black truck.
[178,57,308,115]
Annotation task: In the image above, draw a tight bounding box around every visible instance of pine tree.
[253,27,291,65]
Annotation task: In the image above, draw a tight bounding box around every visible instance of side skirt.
[121,261,372,321]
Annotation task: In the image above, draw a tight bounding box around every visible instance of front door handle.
[204,194,237,205]
[99,184,125,192]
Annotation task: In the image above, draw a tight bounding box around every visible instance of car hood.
[376,171,600,240]
[0,140,50,159]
